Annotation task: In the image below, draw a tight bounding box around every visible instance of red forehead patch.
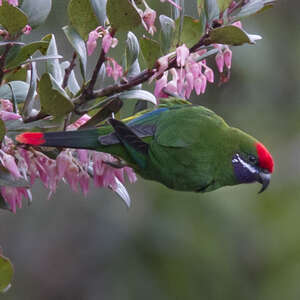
[256,142,274,173]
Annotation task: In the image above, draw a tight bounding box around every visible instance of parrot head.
[232,141,274,193]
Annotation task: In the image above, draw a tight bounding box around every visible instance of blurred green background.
[1,0,299,299]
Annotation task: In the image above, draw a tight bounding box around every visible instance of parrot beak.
[257,172,271,193]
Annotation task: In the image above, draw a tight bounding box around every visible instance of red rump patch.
[256,142,274,173]
[15,132,45,146]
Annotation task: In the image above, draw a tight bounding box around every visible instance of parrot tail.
[16,129,104,150]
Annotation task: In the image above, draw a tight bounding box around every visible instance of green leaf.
[0,255,13,293]
[90,0,107,26]
[5,41,49,69]
[118,90,156,105]
[6,116,64,133]
[174,16,204,48]
[205,0,220,24]
[126,31,139,67]
[4,67,27,82]
[0,81,30,103]
[62,25,87,81]
[217,0,232,12]
[42,34,63,84]
[209,25,252,45]
[68,0,99,40]
[140,37,161,69]
[0,1,28,34]
[159,15,176,54]
[234,0,264,19]
[22,62,37,120]
[106,0,141,32]
[60,61,80,95]
[38,73,74,116]
[20,0,52,28]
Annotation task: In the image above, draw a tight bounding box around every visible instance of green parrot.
[15,100,274,193]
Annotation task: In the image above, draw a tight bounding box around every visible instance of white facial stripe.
[232,154,257,174]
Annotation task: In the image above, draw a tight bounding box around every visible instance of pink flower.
[79,171,90,196]
[142,7,157,36]
[232,21,242,29]
[154,72,168,99]
[0,99,13,112]
[176,44,189,67]
[1,187,25,214]
[223,47,232,69]
[22,24,32,35]
[102,32,118,54]
[215,52,224,73]
[164,68,178,96]
[204,66,214,83]
[124,167,137,183]
[67,114,91,130]
[0,150,21,179]
[184,72,194,98]
[0,110,21,121]
[86,27,102,56]
[1,0,18,6]
[106,58,123,81]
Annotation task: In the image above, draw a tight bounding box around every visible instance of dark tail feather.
[16,129,101,150]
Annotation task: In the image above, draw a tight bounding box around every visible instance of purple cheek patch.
[232,154,257,184]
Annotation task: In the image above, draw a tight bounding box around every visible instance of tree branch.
[62,51,77,89]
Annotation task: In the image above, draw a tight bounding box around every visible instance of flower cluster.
[86,26,118,56]
[0,103,137,213]
[154,44,224,100]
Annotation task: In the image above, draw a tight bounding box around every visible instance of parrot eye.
[248,154,257,164]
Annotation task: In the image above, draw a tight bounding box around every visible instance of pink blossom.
[194,76,203,95]
[106,58,123,81]
[7,0,18,6]
[0,0,19,6]
[232,21,242,29]
[176,68,185,96]
[102,33,118,54]
[215,52,224,73]
[124,167,137,183]
[142,7,157,36]
[223,47,232,69]
[1,187,24,214]
[87,27,101,56]
[204,66,214,83]
[176,44,189,67]
[0,99,13,112]
[184,72,194,98]
[164,68,178,96]
[22,24,32,35]
[79,171,90,196]
[154,72,168,99]
[0,150,21,179]
[67,114,91,130]
[0,111,21,121]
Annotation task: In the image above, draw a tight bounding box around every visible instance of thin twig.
[84,48,106,99]
[0,43,13,83]
[62,52,77,89]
